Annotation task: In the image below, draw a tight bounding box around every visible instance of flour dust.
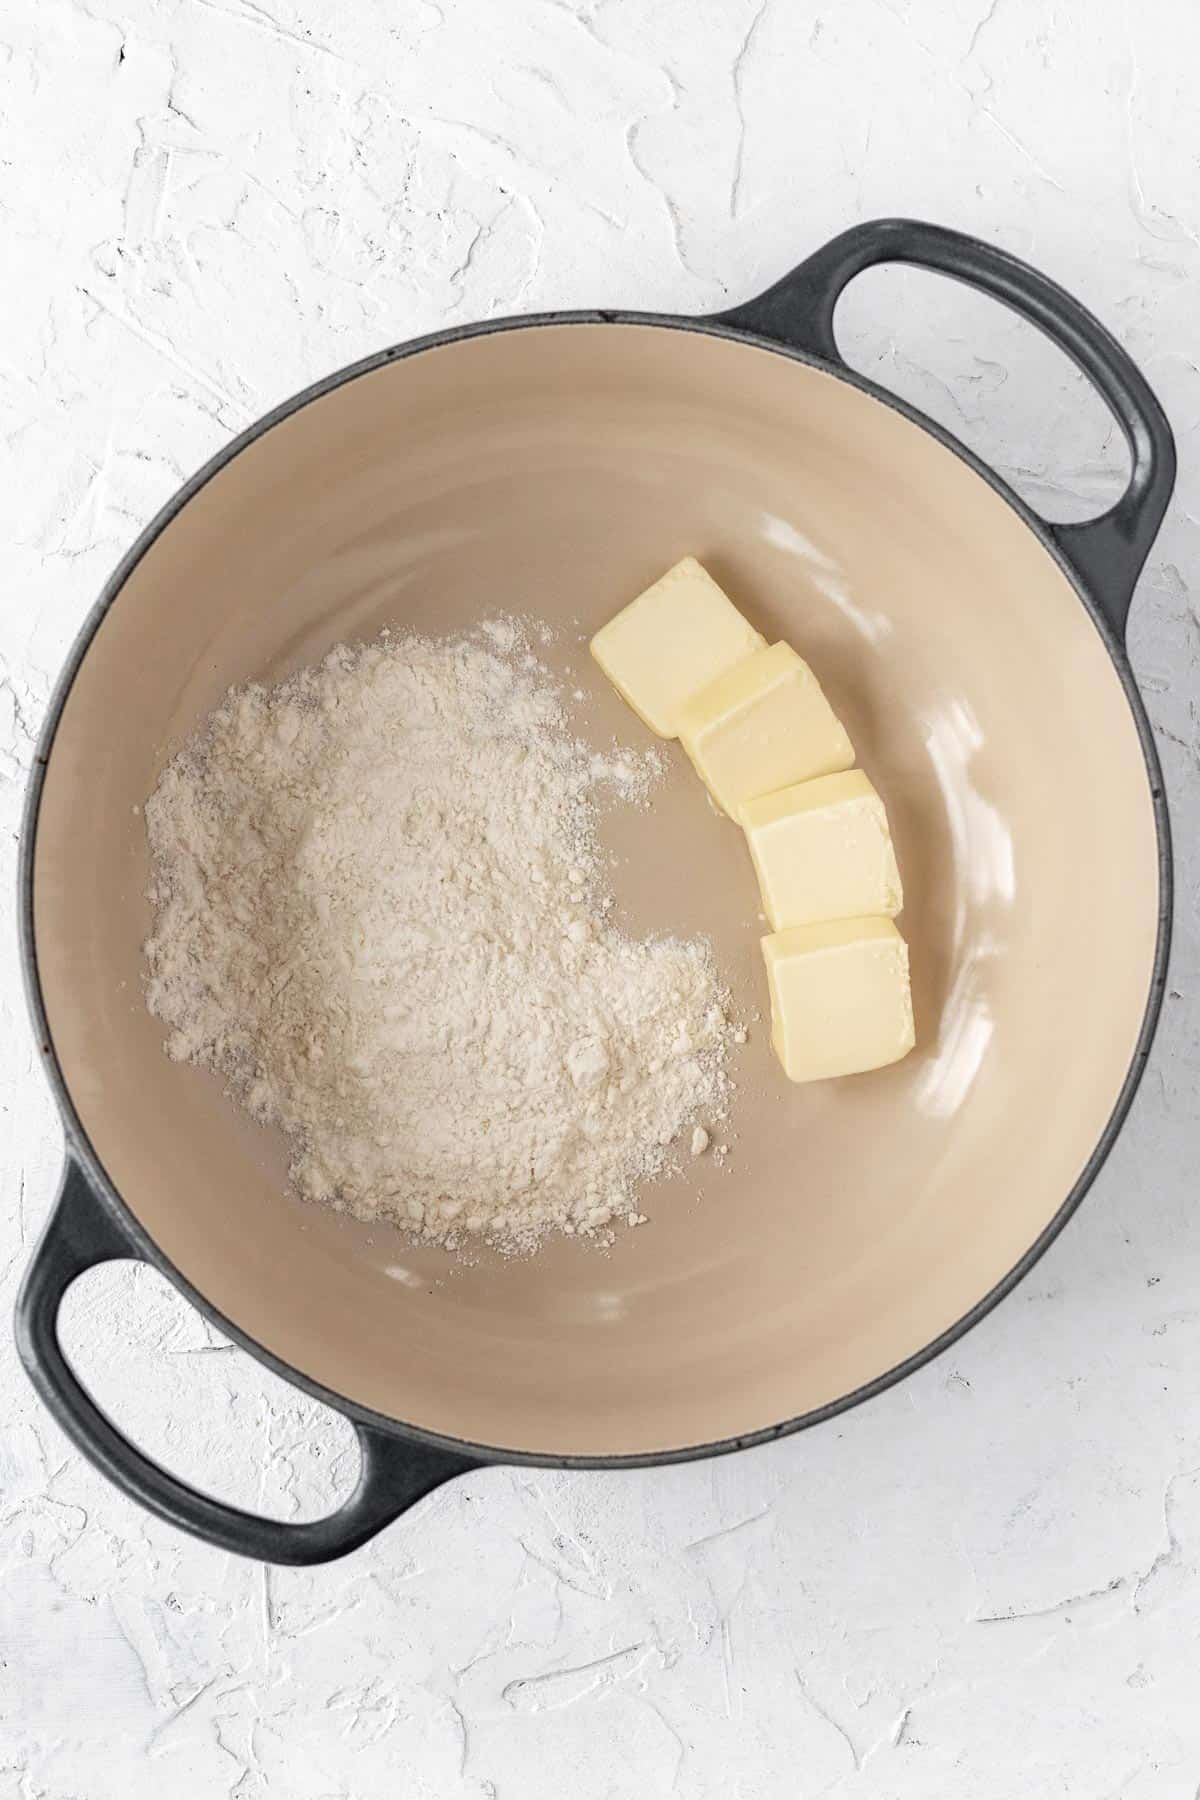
[144,622,740,1253]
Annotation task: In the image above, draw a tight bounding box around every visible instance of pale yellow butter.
[677,641,854,817]
[741,769,903,930]
[589,557,764,738]
[762,917,915,1082]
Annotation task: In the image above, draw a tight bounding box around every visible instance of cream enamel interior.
[32,323,1161,1457]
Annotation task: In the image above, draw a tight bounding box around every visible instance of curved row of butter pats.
[590,558,915,1083]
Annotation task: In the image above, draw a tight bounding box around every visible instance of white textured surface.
[2,0,1199,1792]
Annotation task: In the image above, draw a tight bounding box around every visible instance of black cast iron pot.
[17,220,1174,1563]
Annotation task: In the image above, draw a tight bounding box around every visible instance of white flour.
[144,625,738,1252]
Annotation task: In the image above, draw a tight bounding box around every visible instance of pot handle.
[15,1159,476,1564]
[713,218,1176,639]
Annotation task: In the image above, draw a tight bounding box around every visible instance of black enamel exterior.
[14,220,1176,1564]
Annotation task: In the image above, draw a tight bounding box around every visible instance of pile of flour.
[143,624,738,1252]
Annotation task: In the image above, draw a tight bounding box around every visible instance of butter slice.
[762,918,915,1082]
[677,641,854,817]
[590,558,764,738]
[741,770,903,929]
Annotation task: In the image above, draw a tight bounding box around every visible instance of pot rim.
[18,304,1174,1470]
